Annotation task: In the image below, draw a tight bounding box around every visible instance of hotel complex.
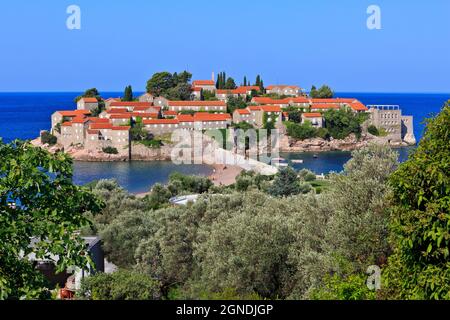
[49,79,415,157]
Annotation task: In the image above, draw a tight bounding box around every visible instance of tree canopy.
[385,102,450,299]
[146,71,192,100]
[0,140,103,299]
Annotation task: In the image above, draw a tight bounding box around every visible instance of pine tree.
[255,75,261,87]
[123,85,133,101]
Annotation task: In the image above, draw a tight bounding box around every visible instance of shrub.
[40,131,57,145]
[285,121,317,140]
[79,270,161,300]
[368,125,380,136]
[102,147,118,154]
[298,169,316,182]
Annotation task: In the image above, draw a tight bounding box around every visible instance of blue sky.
[0,0,449,92]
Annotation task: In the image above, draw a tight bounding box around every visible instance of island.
[33,71,416,164]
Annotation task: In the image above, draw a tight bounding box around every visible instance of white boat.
[291,159,304,164]
[271,158,289,167]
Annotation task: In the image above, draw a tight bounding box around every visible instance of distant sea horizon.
[1,91,448,193]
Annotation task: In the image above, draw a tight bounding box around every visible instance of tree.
[146,72,174,96]
[40,131,57,145]
[123,85,133,101]
[0,140,103,299]
[385,103,450,300]
[226,96,247,114]
[243,76,247,86]
[285,121,317,140]
[100,210,158,268]
[310,85,334,98]
[79,269,161,300]
[323,109,367,139]
[74,88,101,103]
[268,167,309,197]
[224,77,237,90]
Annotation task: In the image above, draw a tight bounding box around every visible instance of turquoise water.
[72,161,213,194]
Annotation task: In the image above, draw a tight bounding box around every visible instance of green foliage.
[123,85,133,102]
[310,273,376,300]
[79,269,161,300]
[385,103,450,300]
[310,85,334,98]
[262,112,276,131]
[268,167,311,197]
[227,96,247,114]
[74,88,101,103]
[90,100,105,117]
[0,140,103,299]
[283,106,302,123]
[285,121,317,140]
[323,109,367,139]
[102,146,118,155]
[232,122,254,131]
[224,77,237,90]
[137,139,163,149]
[234,171,273,192]
[100,211,158,268]
[40,131,57,145]
[298,169,316,182]
[201,90,218,101]
[146,71,192,100]
[368,125,380,136]
[168,172,213,194]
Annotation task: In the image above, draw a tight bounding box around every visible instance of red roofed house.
[143,118,180,135]
[310,103,341,112]
[104,98,121,109]
[232,108,251,124]
[85,123,130,154]
[138,93,154,103]
[302,113,324,128]
[77,97,99,112]
[191,87,202,100]
[251,97,290,108]
[51,110,91,134]
[168,100,227,112]
[216,86,260,101]
[192,80,216,92]
[266,85,301,97]
[245,105,282,128]
[192,112,231,130]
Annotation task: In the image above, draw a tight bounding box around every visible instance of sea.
[0,92,448,193]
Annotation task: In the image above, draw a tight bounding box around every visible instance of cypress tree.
[244,76,247,87]
[123,85,133,101]
[255,75,261,87]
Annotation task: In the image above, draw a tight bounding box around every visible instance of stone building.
[266,85,301,97]
[368,105,415,144]
[167,100,227,112]
[77,97,98,111]
[192,80,216,92]
[302,112,324,128]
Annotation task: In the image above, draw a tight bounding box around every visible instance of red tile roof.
[62,122,73,127]
[260,105,282,113]
[168,101,226,107]
[311,103,340,109]
[107,108,129,114]
[311,98,356,104]
[288,97,310,103]
[57,110,91,117]
[252,97,290,105]
[192,87,202,92]
[348,102,368,112]
[216,89,238,95]
[87,117,110,123]
[131,112,159,118]
[192,80,215,86]
[87,129,100,134]
[71,117,88,124]
[176,114,195,122]
[248,106,262,111]
[163,110,178,116]
[80,97,98,103]
[235,109,251,115]
[303,112,322,118]
[193,112,231,122]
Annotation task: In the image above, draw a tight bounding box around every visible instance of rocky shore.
[279,133,412,153]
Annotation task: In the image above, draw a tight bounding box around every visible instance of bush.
[323,109,367,139]
[79,270,161,300]
[40,131,57,145]
[298,169,316,182]
[368,125,380,136]
[102,147,118,154]
[285,121,317,140]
